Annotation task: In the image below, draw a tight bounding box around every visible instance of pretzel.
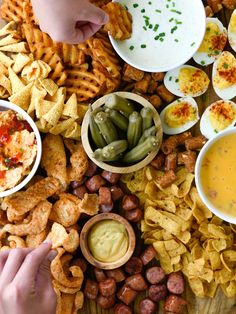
[65,63,106,102]
[103,2,132,40]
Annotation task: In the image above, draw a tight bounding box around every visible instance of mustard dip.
[200,133,236,217]
[88,220,129,263]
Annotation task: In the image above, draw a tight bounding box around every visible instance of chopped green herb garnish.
[143,26,147,31]
[141,8,145,13]
[223,62,229,69]
[172,2,175,6]
[155,9,162,13]
[143,15,150,19]
[175,79,179,83]
[214,50,220,55]
[214,129,218,133]
[129,45,134,50]
[201,60,206,65]
[20,147,24,153]
[175,20,182,24]
[149,24,153,29]
[124,5,128,10]
[171,26,178,33]
[160,37,164,42]
[153,24,159,31]
[169,17,174,22]
[133,3,139,8]
[145,19,149,26]
[148,1,152,4]
[174,39,179,42]
[191,42,196,47]
[166,4,169,8]
[169,76,173,81]
[206,27,210,31]
[141,44,147,48]
[170,9,182,14]
[159,32,165,37]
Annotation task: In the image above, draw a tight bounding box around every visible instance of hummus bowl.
[0,100,42,197]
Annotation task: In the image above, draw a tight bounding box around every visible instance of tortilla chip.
[0,42,28,53]
[9,82,33,110]
[38,78,58,96]
[12,53,32,74]
[28,85,47,114]
[62,121,81,140]
[8,66,25,94]
[35,100,55,118]
[0,51,13,67]
[43,95,64,126]
[50,118,75,135]
[62,93,78,119]
[0,73,11,94]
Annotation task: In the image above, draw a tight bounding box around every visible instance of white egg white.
[164,65,209,98]
[228,10,236,52]
[193,18,227,66]
[160,97,199,135]
[200,100,236,139]
[212,51,236,100]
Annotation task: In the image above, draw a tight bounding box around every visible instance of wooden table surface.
[78,8,236,314]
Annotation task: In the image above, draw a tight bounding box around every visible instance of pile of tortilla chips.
[122,166,236,298]
[0,21,88,140]
[0,173,100,314]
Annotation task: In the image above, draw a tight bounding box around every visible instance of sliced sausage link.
[110,186,124,201]
[148,284,168,302]
[101,170,121,184]
[139,298,158,314]
[117,285,138,305]
[106,268,126,282]
[94,267,107,282]
[85,160,98,177]
[72,185,88,199]
[84,279,98,300]
[167,272,185,295]
[99,187,112,206]
[85,175,106,192]
[98,278,116,297]
[125,274,148,291]
[121,195,140,211]
[114,303,132,314]
[97,294,116,309]
[124,208,143,222]
[124,257,143,275]
[146,266,166,284]
[164,295,187,313]
[140,245,157,266]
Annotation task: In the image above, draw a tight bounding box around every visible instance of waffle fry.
[65,63,105,102]
[90,0,111,8]
[103,2,133,40]
[55,43,86,66]
[1,0,36,24]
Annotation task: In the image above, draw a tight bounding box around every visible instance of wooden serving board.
[78,8,236,314]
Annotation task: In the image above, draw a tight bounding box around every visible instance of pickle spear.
[94,111,118,144]
[141,107,154,132]
[105,94,135,118]
[89,106,106,148]
[127,111,142,149]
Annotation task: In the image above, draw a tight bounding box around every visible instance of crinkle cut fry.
[1,0,36,24]
[65,64,106,102]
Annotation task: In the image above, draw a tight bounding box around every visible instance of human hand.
[0,243,57,314]
[31,0,109,44]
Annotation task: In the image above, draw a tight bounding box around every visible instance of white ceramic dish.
[109,0,206,72]
[195,127,236,224]
[0,100,42,198]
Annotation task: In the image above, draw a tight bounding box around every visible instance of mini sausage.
[85,160,98,177]
[125,274,148,291]
[99,187,112,206]
[146,267,166,284]
[164,295,187,313]
[94,267,107,282]
[71,178,86,189]
[124,208,143,222]
[85,175,106,192]
[101,171,121,184]
[167,272,185,295]
[117,285,138,305]
[139,298,158,314]
[158,170,177,188]
[100,203,114,213]
[140,245,156,265]
[72,185,88,199]
[185,135,207,151]
[110,186,124,201]
[114,303,132,314]
[148,284,168,302]
[98,278,116,297]
[84,279,98,300]
[165,153,177,171]
[97,294,116,309]
[124,257,143,275]
[106,268,126,282]
[121,195,140,211]
[161,132,192,155]
[179,151,197,173]
[150,153,165,170]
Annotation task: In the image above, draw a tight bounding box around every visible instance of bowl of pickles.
[81,92,163,174]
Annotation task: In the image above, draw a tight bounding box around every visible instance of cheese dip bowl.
[110,0,206,72]
[0,100,42,198]
[80,213,136,270]
[195,128,236,224]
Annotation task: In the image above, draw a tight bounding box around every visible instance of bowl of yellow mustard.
[80,213,136,270]
[195,127,236,224]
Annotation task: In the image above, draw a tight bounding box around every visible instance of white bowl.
[0,100,42,197]
[110,0,206,72]
[195,128,236,224]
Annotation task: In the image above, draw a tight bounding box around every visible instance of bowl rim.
[195,127,236,224]
[109,0,206,72]
[0,100,42,198]
[80,213,136,270]
[81,91,163,174]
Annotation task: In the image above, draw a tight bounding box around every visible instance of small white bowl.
[110,0,206,72]
[0,100,42,198]
[195,128,236,224]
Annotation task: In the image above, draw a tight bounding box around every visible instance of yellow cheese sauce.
[200,133,236,217]
[88,220,129,263]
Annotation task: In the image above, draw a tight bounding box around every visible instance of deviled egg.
[160,97,199,135]
[200,100,236,139]
[164,65,210,98]
[193,18,227,66]
[228,9,236,52]
[212,51,236,100]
